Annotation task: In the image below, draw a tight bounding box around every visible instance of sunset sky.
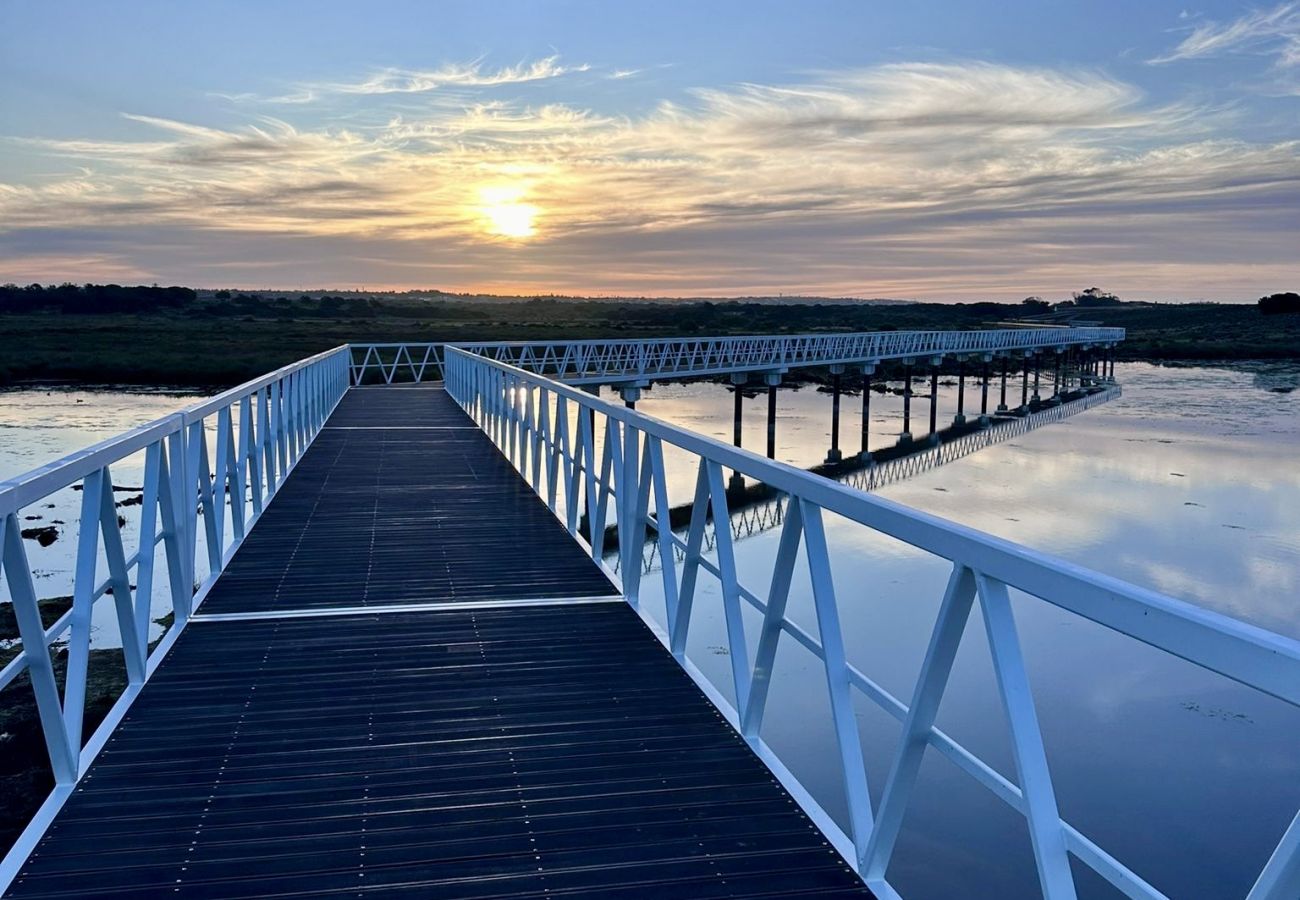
[2,1,1299,300]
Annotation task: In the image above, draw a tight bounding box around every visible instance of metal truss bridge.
[1,331,1297,900]
[348,327,1125,388]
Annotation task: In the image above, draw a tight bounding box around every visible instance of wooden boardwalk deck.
[5,388,870,899]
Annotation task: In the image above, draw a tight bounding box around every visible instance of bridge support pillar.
[613,379,649,409]
[729,374,749,491]
[1052,349,1063,403]
[997,355,1009,413]
[730,373,747,448]
[1020,353,1031,412]
[1032,352,1042,406]
[927,356,942,445]
[977,353,992,424]
[954,355,967,426]
[760,370,786,460]
[826,364,845,463]
[900,359,914,444]
[860,362,877,459]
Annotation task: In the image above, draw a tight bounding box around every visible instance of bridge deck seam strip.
[192,595,625,622]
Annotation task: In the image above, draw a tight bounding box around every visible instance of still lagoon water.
[2,361,1298,898]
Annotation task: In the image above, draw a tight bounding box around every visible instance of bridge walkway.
[6,387,869,899]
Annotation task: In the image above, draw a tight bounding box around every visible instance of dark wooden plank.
[196,387,617,614]
[8,607,870,899]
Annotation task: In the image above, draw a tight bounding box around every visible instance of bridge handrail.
[349,326,1125,385]
[443,345,1299,900]
[0,344,351,878]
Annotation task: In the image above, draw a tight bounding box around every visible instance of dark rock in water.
[117,515,127,529]
[116,495,144,508]
[1268,386,1295,394]
[23,515,40,521]
[20,526,59,547]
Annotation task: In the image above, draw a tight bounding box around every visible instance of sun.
[478,185,539,239]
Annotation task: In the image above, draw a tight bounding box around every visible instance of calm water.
[2,362,1298,898]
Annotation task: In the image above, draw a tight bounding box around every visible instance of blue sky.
[2,1,1298,299]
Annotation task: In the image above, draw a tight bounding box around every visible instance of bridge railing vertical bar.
[0,345,351,889]
[443,346,1298,900]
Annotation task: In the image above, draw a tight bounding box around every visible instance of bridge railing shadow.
[445,346,1300,900]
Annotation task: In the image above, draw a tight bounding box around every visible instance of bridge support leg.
[901,362,914,443]
[980,358,991,423]
[766,384,777,458]
[861,372,872,458]
[954,358,967,426]
[1053,353,1062,400]
[731,374,748,492]
[997,356,1009,413]
[733,385,743,448]
[928,363,939,444]
[1020,357,1030,411]
[826,365,844,463]
[1032,353,1041,406]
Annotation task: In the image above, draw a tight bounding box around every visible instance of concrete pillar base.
[952,414,966,426]
[727,472,746,494]
[825,449,843,464]
[898,432,913,445]
[978,414,991,426]
[996,404,1008,414]
[927,433,941,447]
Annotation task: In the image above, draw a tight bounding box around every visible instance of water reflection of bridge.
[631,385,1121,574]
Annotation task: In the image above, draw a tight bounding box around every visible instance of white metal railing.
[0,345,351,883]
[350,327,1125,385]
[443,346,1299,900]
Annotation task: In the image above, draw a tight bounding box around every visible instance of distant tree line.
[1258,292,1300,315]
[0,283,195,314]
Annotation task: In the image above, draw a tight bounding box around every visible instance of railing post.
[800,500,875,868]
[672,460,712,658]
[977,574,1077,900]
[241,393,263,516]
[863,564,977,883]
[620,423,645,603]
[166,423,192,621]
[1,513,78,783]
[741,498,804,739]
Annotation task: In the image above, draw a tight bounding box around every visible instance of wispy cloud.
[315,55,590,96]
[1,60,1297,297]
[1151,3,1300,66]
